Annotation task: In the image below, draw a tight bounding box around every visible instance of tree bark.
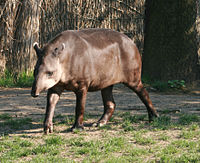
[8,0,40,77]
[0,0,41,78]
[143,0,198,82]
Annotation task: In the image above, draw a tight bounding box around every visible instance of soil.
[0,85,200,136]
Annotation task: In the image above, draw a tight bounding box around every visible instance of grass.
[1,117,32,130]
[0,70,34,87]
[0,70,186,91]
[142,76,187,92]
[0,111,200,162]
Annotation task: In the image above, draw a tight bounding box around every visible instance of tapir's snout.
[31,80,40,97]
[31,83,40,97]
[31,89,39,98]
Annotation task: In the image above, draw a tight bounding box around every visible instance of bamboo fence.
[0,0,199,76]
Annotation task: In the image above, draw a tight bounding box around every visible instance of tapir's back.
[77,29,128,49]
[61,29,141,88]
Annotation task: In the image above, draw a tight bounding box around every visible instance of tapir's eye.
[46,71,53,77]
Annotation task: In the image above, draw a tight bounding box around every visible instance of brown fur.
[31,29,158,134]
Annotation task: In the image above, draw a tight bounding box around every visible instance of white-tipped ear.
[33,42,38,47]
[33,42,42,58]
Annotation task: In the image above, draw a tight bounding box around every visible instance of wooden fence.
[40,0,145,50]
[0,0,145,75]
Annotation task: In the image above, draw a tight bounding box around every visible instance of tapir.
[31,28,159,134]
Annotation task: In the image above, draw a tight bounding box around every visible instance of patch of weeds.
[0,70,34,87]
[143,78,186,91]
[157,140,200,162]
[158,133,170,141]
[69,137,102,158]
[0,70,14,87]
[173,153,200,162]
[121,120,135,132]
[109,116,116,122]
[160,144,179,156]
[103,157,128,163]
[72,129,83,134]
[69,137,85,147]
[105,137,126,152]
[151,115,172,130]
[19,139,33,147]
[103,155,143,163]
[168,80,186,89]
[99,125,112,130]
[171,140,197,149]
[179,129,200,139]
[16,71,34,87]
[0,113,12,120]
[84,114,98,121]
[32,144,60,156]
[65,115,74,125]
[0,135,63,162]
[54,115,74,125]
[133,133,155,145]
[54,114,66,119]
[122,112,147,123]
[1,117,32,129]
[188,123,199,131]
[30,155,73,163]
[0,137,33,161]
[69,136,127,161]
[129,147,149,157]
[178,114,200,125]
[159,109,173,114]
[151,81,169,92]
[45,136,63,145]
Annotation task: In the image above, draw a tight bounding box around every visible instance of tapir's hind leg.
[97,85,116,126]
[125,81,159,122]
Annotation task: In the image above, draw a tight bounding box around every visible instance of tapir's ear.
[53,43,65,57]
[33,42,42,58]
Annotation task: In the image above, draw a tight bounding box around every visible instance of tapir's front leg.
[44,88,62,134]
[71,87,87,131]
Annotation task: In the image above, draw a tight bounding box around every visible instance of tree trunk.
[9,0,40,77]
[143,0,198,82]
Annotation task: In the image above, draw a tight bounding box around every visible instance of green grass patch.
[142,76,186,92]
[0,113,12,120]
[0,70,34,87]
[30,155,73,163]
[45,135,63,145]
[0,111,200,162]
[178,114,200,125]
[150,115,173,130]
[1,117,32,130]
[54,114,74,126]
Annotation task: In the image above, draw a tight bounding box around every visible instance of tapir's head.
[31,42,65,97]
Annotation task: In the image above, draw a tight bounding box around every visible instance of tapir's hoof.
[93,120,107,127]
[44,125,53,135]
[92,122,99,127]
[149,113,159,123]
[71,124,84,132]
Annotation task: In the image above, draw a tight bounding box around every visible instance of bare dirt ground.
[0,85,200,136]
